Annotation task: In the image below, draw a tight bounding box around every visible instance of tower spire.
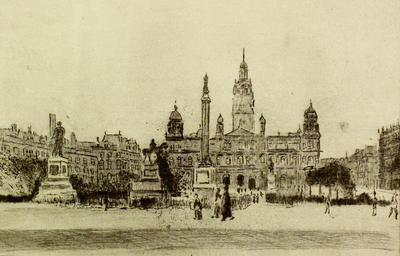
[243,48,245,61]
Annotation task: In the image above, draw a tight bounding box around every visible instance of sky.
[0,0,399,158]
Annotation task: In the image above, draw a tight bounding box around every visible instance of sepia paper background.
[0,0,399,159]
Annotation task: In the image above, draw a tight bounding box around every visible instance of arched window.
[99,160,104,170]
[169,157,174,165]
[248,178,256,190]
[237,155,243,165]
[217,155,223,165]
[226,157,231,165]
[187,156,193,166]
[246,156,251,165]
[260,154,266,163]
[223,174,230,185]
[177,157,182,166]
[237,175,244,187]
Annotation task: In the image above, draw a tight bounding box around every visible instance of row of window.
[68,156,97,165]
[68,165,95,176]
[1,144,47,158]
[98,159,141,171]
[99,151,140,159]
[168,154,319,167]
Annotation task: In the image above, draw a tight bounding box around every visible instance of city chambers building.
[165,51,321,194]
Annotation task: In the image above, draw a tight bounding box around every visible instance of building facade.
[0,124,49,160]
[0,114,143,187]
[347,145,379,190]
[378,123,400,190]
[165,51,322,194]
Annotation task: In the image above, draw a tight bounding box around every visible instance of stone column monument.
[193,74,216,203]
[34,114,77,203]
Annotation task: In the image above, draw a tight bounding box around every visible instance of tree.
[308,162,355,199]
[156,148,175,194]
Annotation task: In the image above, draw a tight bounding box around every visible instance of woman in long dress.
[221,185,234,221]
[212,188,222,218]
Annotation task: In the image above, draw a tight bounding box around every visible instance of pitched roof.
[225,128,255,137]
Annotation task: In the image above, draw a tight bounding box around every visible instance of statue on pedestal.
[51,121,65,157]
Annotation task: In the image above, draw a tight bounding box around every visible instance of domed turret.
[303,100,320,137]
[304,100,317,118]
[166,104,184,141]
[169,105,182,121]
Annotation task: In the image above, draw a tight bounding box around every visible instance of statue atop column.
[51,121,65,157]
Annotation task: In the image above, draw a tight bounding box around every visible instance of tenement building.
[346,145,379,190]
[0,124,49,160]
[165,51,321,193]
[378,123,400,190]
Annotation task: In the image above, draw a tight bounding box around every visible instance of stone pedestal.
[34,157,77,203]
[193,165,216,206]
[130,159,164,204]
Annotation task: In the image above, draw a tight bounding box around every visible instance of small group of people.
[324,190,399,220]
[371,191,399,220]
[191,185,235,221]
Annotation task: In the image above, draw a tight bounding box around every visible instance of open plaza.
[0,202,398,256]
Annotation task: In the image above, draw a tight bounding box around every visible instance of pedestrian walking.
[221,185,234,221]
[324,194,331,215]
[372,191,378,216]
[212,188,222,218]
[104,196,109,211]
[193,194,202,220]
[388,192,398,220]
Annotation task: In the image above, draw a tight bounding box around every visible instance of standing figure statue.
[267,158,274,174]
[52,121,65,157]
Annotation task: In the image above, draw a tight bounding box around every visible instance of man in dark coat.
[221,185,234,221]
[193,194,202,220]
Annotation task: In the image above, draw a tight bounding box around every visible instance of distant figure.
[212,188,222,218]
[325,194,331,215]
[189,190,195,210]
[372,191,378,216]
[104,196,109,211]
[388,192,398,220]
[51,121,65,157]
[221,185,234,221]
[193,194,202,220]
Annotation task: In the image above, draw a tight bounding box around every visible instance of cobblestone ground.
[0,202,398,256]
